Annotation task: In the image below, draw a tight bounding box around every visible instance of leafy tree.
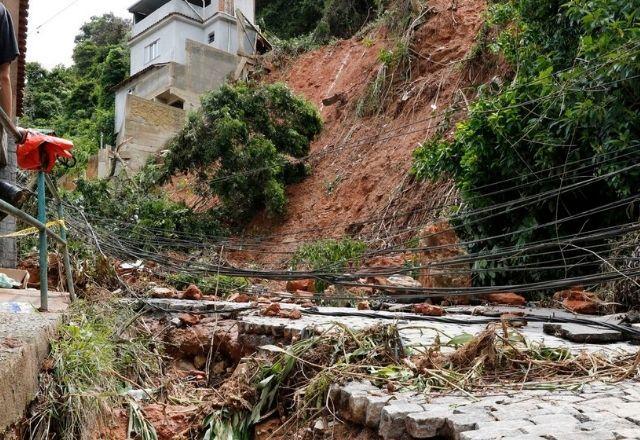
[22,14,132,174]
[257,0,383,42]
[165,82,323,223]
[412,0,640,287]
[75,13,131,46]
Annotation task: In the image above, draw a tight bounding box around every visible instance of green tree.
[165,82,323,223]
[22,14,132,175]
[412,0,640,287]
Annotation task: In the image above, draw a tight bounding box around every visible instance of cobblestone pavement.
[330,380,640,439]
[139,299,640,439]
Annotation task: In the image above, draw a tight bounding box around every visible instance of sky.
[26,0,133,69]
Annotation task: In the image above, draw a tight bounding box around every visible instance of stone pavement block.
[405,408,451,438]
[445,412,495,434]
[378,403,423,439]
[543,323,623,343]
[528,413,581,427]
[579,416,639,431]
[604,402,640,423]
[365,395,393,429]
[458,420,533,440]
[615,429,640,439]
[554,431,617,440]
[581,397,630,411]
[345,392,370,424]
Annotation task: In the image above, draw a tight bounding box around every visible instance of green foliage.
[412,0,640,286]
[22,14,131,177]
[29,300,161,439]
[257,0,384,43]
[165,82,322,224]
[70,171,225,245]
[256,0,325,40]
[166,273,249,296]
[292,239,367,290]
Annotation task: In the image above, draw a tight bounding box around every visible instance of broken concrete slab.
[543,323,623,343]
[0,288,69,313]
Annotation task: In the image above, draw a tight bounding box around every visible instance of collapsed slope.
[238,0,493,265]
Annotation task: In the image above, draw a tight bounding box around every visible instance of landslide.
[239,0,496,265]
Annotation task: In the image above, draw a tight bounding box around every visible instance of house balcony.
[130,0,207,38]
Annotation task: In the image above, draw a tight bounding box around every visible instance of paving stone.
[378,403,424,439]
[581,396,630,411]
[528,413,581,426]
[365,395,393,429]
[345,392,370,424]
[614,428,640,439]
[579,416,639,431]
[405,408,451,438]
[446,413,495,439]
[543,323,623,343]
[554,431,617,440]
[458,420,532,440]
[605,402,640,423]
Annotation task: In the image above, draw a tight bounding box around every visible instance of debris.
[120,260,144,270]
[358,301,371,310]
[482,292,527,306]
[178,313,200,326]
[322,92,347,106]
[262,303,282,317]
[543,323,623,343]
[386,274,422,289]
[230,293,251,303]
[286,279,316,293]
[194,354,207,370]
[262,303,303,320]
[182,284,203,301]
[150,286,177,298]
[413,303,445,316]
[554,288,601,315]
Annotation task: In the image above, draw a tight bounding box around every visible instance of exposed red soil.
[225,0,494,267]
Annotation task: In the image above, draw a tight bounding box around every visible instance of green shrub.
[165,82,322,224]
[292,239,367,291]
[412,0,640,287]
[257,0,385,43]
[70,173,225,246]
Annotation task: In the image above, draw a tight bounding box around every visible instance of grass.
[26,299,162,440]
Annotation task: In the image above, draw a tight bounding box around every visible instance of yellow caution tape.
[0,219,66,238]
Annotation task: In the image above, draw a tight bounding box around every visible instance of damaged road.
[119,296,640,439]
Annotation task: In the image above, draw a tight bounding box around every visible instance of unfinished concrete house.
[109,0,267,176]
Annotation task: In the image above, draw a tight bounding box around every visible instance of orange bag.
[17,131,74,173]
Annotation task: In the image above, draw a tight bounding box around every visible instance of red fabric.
[17,131,73,173]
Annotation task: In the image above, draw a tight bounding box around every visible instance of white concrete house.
[109,0,267,176]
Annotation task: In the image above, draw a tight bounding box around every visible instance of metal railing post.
[37,171,48,312]
[57,201,75,301]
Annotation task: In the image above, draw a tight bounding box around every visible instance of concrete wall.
[183,40,238,92]
[118,95,186,172]
[130,18,203,75]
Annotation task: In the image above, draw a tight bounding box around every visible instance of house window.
[144,40,160,64]
[208,32,215,44]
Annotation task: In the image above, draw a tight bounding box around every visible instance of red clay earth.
[167,0,494,272]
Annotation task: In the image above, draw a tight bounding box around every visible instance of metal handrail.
[0,105,76,311]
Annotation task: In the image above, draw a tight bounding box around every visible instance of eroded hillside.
[232,0,496,265]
